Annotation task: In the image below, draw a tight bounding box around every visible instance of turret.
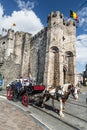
[7,29,14,40]
[14,31,25,64]
[47,11,64,27]
[5,29,15,59]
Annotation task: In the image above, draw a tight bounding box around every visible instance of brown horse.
[41,83,78,117]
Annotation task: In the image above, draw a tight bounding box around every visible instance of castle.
[0,11,77,88]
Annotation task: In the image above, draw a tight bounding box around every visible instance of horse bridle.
[70,86,77,97]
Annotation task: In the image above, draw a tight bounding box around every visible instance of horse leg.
[41,96,46,108]
[52,99,55,109]
[63,102,65,111]
[59,99,64,117]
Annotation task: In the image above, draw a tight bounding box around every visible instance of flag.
[70,10,78,21]
[12,23,16,26]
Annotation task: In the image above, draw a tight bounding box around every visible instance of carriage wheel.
[22,93,29,107]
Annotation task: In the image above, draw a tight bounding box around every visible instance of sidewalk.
[0,94,43,130]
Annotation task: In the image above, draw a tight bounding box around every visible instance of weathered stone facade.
[0,11,76,88]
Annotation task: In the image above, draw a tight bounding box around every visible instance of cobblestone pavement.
[0,98,43,130]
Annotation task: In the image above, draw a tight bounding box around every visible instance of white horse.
[41,83,78,117]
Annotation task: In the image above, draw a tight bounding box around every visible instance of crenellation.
[68,20,74,26]
[31,28,45,42]
[63,19,76,29]
[73,21,76,26]
[48,11,64,19]
[66,20,76,27]
[63,20,66,25]
[60,13,63,19]
[15,31,25,39]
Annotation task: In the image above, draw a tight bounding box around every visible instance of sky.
[0,0,87,74]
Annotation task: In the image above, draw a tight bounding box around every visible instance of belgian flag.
[70,10,78,21]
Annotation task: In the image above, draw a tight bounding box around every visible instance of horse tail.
[43,90,50,102]
[45,94,50,101]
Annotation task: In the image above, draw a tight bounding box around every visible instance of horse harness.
[55,85,73,101]
[55,91,69,101]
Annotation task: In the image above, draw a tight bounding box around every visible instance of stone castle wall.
[30,28,47,84]
[0,11,76,88]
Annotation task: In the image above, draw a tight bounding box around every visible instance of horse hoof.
[59,113,64,117]
[61,114,64,117]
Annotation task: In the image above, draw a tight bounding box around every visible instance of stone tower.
[5,29,15,59]
[43,11,76,87]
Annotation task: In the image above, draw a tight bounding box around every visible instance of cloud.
[76,7,87,72]
[16,0,35,10]
[78,7,87,30]
[0,1,43,35]
[76,34,87,64]
[0,3,4,18]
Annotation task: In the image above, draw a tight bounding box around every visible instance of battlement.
[31,27,47,41]
[15,31,25,38]
[63,19,76,27]
[47,11,64,22]
[47,11,76,28]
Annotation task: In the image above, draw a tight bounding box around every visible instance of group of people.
[15,77,33,90]
[13,77,33,99]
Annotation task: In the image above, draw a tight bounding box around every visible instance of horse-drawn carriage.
[6,79,45,106]
[6,80,79,117]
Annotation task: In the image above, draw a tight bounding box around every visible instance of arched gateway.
[45,45,75,88]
